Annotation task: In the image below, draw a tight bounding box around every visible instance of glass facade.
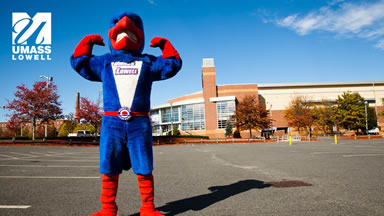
[161,107,179,123]
[152,125,161,135]
[217,100,236,129]
[181,103,205,131]
[151,110,160,125]
[151,108,180,135]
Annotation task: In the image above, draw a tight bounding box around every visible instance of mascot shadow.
[130,179,271,216]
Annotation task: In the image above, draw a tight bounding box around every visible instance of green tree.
[333,92,365,133]
[225,120,233,137]
[231,95,271,138]
[172,125,180,136]
[73,123,96,133]
[366,107,378,133]
[58,120,77,137]
[379,98,384,117]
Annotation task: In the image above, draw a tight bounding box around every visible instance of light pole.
[40,75,53,138]
[40,75,53,88]
[170,103,173,135]
[269,103,273,125]
[364,101,368,135]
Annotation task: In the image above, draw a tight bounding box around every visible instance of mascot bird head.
[108,12,145,55]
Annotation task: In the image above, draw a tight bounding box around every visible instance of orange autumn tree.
[284,96,315,136]
[231,95,271,138]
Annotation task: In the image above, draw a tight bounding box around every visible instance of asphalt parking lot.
[0,139,383,216]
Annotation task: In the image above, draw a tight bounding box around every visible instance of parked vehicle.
[368,128,380,135]
[68,130,93,137]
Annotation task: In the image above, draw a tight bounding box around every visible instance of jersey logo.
[111,61,143,108]
[112,62,138,75]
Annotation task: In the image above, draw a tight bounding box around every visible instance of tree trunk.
[249,127,252,138]
[309,126,312,137]
[94,125,98,139]
[32,118,36,140]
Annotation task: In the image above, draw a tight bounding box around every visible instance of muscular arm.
[151,56,182,81]
[70,55,104,82]
[150,37,182,81]
[70,34,105,82]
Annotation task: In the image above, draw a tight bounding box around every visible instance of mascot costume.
[70,12,181,216]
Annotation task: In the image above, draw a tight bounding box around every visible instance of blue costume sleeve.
[150,56,182,82]
[70,55,105,82]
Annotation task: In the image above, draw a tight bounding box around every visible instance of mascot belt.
[104,107,149,121]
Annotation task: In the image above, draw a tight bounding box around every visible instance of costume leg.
[90,174,119,216]
[137,173,164,216]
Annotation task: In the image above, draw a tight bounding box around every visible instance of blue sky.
[1,0,384,122]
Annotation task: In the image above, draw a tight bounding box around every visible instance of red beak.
[108,16,144,51]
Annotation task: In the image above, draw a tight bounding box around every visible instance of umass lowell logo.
[113,62,139,75]
[12,12,51,61]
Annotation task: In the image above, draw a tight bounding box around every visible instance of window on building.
[181,103,205,131]
[217,100,236,129]
[161,107,179,123]
[152,125,161,135]
[150,110,160,125]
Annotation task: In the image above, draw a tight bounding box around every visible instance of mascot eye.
[113,19,118,24]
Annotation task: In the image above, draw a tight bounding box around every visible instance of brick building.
[0,119,65,137]
[150,58,384,138]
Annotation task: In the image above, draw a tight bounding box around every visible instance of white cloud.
[274,0,384,49]
[375,39,384,49]
[147,0,157,5]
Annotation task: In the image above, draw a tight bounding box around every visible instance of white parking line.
[0,205,31,209]
[311,152,340,155]
[0,158,99,162]
[36,155,99,158]
[10,152,38,157]
[0,176,100,179]
[343,153,384,157]
[0,165,98,168]
[30,152,56,156]
[0,154,18,159]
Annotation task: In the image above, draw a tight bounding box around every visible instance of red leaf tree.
[76,97,103,135]
[5,81,62,140]
[5,115,23,137]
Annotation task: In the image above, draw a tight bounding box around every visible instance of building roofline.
[258,80,384,88]
[178,90,202,96]
[167,90,202,102]
[152,80,384,109]
[218,83,258,87]
[152,98,204,110]
[220,80,384,89]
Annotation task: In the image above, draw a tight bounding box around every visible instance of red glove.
[150,37,180,59]
[73,34,105,58]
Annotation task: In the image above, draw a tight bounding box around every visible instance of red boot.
[137,174,164,216]
[90,174,119,216]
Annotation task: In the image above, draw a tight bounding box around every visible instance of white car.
[68,130,93,137]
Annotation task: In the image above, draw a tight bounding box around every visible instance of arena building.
[151,58,384,138]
